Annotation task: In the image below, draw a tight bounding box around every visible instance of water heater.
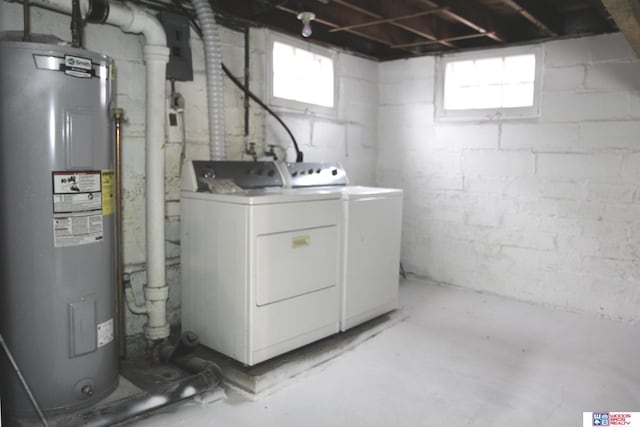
[0,33,118,417]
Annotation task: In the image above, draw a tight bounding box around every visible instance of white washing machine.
[180,161,343,366]
[339,186,403,330]
[283,163,404,331]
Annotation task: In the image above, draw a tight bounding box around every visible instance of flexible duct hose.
[191,0,226,160]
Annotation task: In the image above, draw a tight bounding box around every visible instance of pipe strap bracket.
[144,285,169,302]
[144,323,171,341]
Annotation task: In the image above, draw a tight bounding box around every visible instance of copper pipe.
[23,0,31,42]
[71,0,83,47]
[113,108,126,359]
[244,26,250,138]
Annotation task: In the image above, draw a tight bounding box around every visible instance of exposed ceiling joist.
[585,0,617,25]
[208,0,617,60]
[331,0,455,48]
[417,0,507,42]
[501,0,561,36]
[393,32,496,49]
[600,0,640,57]
[328,7,447,34]
[276,4,417,53]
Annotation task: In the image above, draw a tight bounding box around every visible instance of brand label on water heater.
[64,55,93,78]
[52,171,104,247]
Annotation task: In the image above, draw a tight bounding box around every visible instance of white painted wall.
[4,0,637,333]
[379,33,640,322]
[0,3,379,342]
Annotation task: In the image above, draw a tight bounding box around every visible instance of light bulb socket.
[297,12,316,38]
[297,11,316,23]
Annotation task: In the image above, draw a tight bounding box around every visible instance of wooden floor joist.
[600,0,640,57]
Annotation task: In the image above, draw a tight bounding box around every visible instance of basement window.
[270,36,335,114]
[437,46,542,120]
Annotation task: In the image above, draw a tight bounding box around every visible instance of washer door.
[256,225,337,306]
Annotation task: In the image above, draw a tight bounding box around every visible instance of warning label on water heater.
[52,171,104,248]
[53,213,104,247]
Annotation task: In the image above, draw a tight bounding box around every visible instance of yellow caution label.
[292,235,311,248]
[101,169,114,215]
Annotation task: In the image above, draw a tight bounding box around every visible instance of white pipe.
[108,2,166,46]
[141,44,170,340]
[191,0,226,160]
[28,0,83,15]
[125,287,148,315]
[30,0,171,341]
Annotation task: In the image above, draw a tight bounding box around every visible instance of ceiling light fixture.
[297,12,316,38]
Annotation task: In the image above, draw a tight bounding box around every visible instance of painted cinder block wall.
[3,0,638,337]
[0,3,379,345]
[378,33,640,322]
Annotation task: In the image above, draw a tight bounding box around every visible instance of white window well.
[270,37,336,113]
[437,46,542,120]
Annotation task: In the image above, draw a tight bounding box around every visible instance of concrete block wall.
[254,30,379,184]
[0,3,379,346]
[378,33,640,322]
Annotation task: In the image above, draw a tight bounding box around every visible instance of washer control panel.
[286,162,348,188]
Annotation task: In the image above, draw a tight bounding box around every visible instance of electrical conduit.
[29,0,171,341]
[191,0,226,160]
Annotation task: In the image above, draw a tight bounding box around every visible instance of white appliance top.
[181,160,349,193]
[340,186,403,200]
[181,160,402,202]
[181,187,342,205]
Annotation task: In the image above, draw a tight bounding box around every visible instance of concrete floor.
[127,278,640,427]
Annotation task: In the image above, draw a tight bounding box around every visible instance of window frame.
[436,45,543,121]
[267,32,338,117]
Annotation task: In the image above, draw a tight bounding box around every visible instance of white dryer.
[180,161,342,366]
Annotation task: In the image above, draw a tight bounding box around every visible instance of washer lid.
[341,186,403,200]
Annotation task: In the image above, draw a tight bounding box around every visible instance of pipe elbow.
[125,286,149,315]
[122,2,167,46]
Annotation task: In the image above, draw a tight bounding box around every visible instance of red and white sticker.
[52,171,104,247]
[585,412,640,426]
[53,212,103,248]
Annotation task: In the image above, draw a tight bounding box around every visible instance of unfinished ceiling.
[202,0,618,60]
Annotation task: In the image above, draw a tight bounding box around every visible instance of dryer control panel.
[182,160,285,192]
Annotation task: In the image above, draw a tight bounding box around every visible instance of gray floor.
[129,278,640,427]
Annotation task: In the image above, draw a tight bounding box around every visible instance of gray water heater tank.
[0,33,118,417]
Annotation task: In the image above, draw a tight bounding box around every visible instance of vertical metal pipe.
[113,108,126,359]
[71,0,83,47]
[22,0,31,42]
[243,26,250,138]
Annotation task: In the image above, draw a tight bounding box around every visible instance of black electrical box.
[158,12,194,82]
